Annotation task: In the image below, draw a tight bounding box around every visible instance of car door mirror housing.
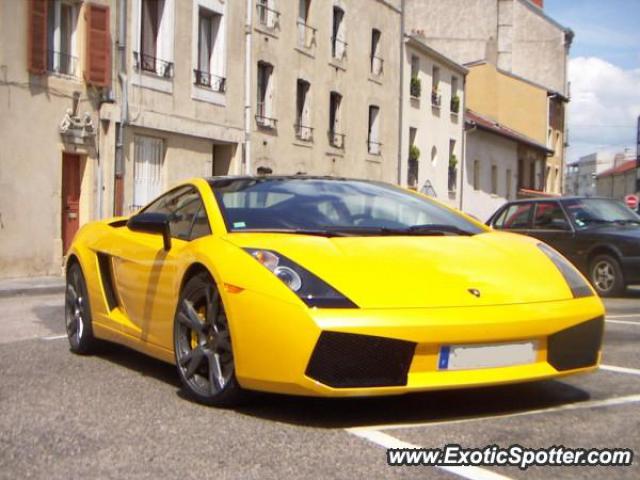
[127,212,172,251]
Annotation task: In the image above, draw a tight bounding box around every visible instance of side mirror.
[127,212,172,251]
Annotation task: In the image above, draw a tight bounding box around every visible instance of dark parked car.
[487,197,640,297]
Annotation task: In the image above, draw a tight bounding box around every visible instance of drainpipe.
[396,0,405,185]
[116,0,128,215]
[243,0,253,175]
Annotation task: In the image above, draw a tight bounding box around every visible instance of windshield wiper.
[232,228,352,237]
[613,219,640,225]
[391,224,475,236]
[318,224,475,236]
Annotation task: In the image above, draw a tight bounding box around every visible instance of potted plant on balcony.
[408,144,420,189]
[450,95,460,114]
[410,77,421,98]
[448,153,458,191]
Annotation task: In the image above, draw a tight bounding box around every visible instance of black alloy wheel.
[65,262,97,354]
[174,272,246,406]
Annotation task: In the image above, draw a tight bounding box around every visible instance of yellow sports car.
[66,176,605,406]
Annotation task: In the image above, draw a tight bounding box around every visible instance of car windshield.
[563,198,640,228]
[209,177,484,236]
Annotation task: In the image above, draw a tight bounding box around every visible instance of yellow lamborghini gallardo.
[66,176,605,406]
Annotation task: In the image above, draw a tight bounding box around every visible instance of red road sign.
[624,194,639,210]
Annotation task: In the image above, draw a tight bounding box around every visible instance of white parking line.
[600,364,640,377]
[606,314,640,319]
[347,393,640,433]
[348,429,512,480]
[606,319,640,326]
[41,334,67,340]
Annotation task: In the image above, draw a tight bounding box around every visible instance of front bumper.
[225,290,605,397]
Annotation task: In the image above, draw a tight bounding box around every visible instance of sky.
[544,0,640,163]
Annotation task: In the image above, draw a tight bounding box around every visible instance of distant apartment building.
[400,34,466,207]
[248,0,401,181]
[405,0,571,206]
[564,152,617,197]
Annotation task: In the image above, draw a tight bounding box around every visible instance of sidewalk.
[0,276,65,298]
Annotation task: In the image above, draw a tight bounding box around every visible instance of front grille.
[305,331,416,388]
[547,317,604,371]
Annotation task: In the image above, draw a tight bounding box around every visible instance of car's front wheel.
[173,272,246,406]
[589,254,625,297]
[65,262,97,354]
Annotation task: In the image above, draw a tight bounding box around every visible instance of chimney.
[531,0,544,7]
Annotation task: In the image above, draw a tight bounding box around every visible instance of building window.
[370,29,383,76]
[410,55,420,98]
[256,61,276,129]
[295,79,312,141]
[328,91,344,149]
[450,76,460,113]
[137,0,174,77]
[257,0,279,29]
[296,0,316,50]
[45,0,79,76]
[491,165,498,194]
[431,66,441,107]
[448,139,457,192]
[408,127,418,188]
[194,7,224,92]
[367,106,381,155]
[133,135,165,212]
[506,168,512,199]
[331,6,346,60]
[473,160,480,190]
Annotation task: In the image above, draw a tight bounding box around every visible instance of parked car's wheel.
[589,254,625,297]
[174,272,246,406]
[65,262,97,354]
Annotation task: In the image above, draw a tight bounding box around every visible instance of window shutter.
[85,3,111,87]
[27,0,47,74]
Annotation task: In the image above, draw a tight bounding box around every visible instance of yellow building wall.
[466,63,547,145]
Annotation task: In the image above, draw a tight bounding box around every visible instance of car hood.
[225,231,576,308]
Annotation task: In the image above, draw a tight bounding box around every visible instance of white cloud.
[567,56,640,162]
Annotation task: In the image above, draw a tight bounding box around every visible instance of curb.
[0,280,65,299]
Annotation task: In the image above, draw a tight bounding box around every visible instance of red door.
[61,153,82,253]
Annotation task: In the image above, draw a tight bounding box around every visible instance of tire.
[589,254,625,297]
[65,262,97,354]
[173,272,247,407]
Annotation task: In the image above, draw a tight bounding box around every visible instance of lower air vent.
[97,253,119,311]
[547,317,604,371]
[305,331,416,388]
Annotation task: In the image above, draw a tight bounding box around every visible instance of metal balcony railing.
[47,50,78,76]
[256,112,278,129]
[431,91,442,108]
[193,70,226,92]
[256,1,280,29]
[328,130,345,149]
[296,20,317,50]
[134,51,174,78]
[331,37,347,60]
[370,55,384,77]
[295,124,314,142]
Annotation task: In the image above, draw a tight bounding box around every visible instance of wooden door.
[61,153,81,253]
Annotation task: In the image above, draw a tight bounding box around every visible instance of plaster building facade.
[400,34,466,207]
[248,0,402,182]
[565,152,616,197]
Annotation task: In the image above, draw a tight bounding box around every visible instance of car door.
[111,186,211,349]
[528,201,576,261]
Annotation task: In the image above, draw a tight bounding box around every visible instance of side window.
[143,186,212,240]
[532,202,570,231]
[495,203,533,230]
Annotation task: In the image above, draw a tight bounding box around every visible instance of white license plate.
[438,341,538,370]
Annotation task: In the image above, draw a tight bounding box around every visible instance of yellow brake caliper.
[190,306,207,349]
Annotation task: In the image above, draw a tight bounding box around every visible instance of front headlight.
[537,243,594,298]
[245,249,357,308]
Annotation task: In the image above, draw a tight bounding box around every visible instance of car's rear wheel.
[589,254,625,297]
[173,272,246,406]
[65,262,97,354]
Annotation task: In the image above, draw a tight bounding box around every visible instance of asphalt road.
[1,291,639,479]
